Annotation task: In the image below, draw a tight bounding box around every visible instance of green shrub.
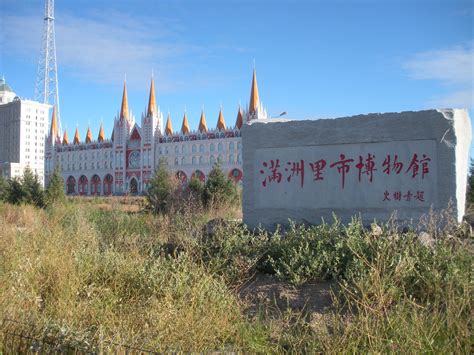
[203,163,238,208]
[145,158,178,214]
[316,227,473,353]
[6,177,27,204]
[467,159,474,204]
[267,218,355,285]
[45,166,66,206]
[187,176,204,203]
[196,222,269,285]
[0,175,8,201]
[21,166,45,208]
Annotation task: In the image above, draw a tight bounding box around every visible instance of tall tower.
[35,0,62,133]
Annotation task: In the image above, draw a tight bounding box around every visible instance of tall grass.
[0,200,472,352]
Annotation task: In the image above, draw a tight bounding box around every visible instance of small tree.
[45,166,65,206]
[468,159,474,204]
[146,158,175,214]
[7,177,27,205]
[203,162,238,208]
[22,166,45,208]
[188,176,204,203]
[0,175,9,202]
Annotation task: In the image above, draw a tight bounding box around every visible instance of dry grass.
[0,203,251,351]
[0,200,472,352]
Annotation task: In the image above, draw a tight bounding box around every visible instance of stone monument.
[242,109,472,230]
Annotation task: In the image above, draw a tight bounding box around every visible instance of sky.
[0,0,473,155]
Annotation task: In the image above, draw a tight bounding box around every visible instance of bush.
[19,167,45,208]
[6,177,27,204]
[187,176,204,203]
[266,218,356,285]
[203,163,238,207]
[467,159,474,204]
[45,166,65,206]
[146,158,178,214]
[0,175,8,201]
[315,224,472,353]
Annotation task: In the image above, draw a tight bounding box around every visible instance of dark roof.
[0,77,13,92]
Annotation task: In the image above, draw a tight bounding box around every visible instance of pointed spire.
[85,126,93,144]
[98,124,105,142]
[235,106,243,129]
[73,127,81,144]
[249,68,260,114]
[50,105,59,140]
[181,112,190,135]
[217,108,226,131]
[165,112,173,135]
[147,76,157,117]
[62,129,69,145]
[120,80,129,121]
[198,110,208,132]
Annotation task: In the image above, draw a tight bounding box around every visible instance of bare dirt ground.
[239,273,335,316]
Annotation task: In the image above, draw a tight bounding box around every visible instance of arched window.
[237,154,242,163]
[66,176,76,194]
[210,143,215,152]
[199,144,204,153]
[199,156,204,164]
[210,156,216,164]
[182,145,186,153]
[181,157,186,165]
[229,154,234,163]
[175,157,179,165]
[192,156,197,165]
[175,146,179,154]
[218,155,223,163]
[103,174,113,195]
[192,145,197,153]
[218,143,223,152]
[229,142,234,150]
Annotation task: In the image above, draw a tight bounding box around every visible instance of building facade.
[0,77,50,185]
[45,70,267,195]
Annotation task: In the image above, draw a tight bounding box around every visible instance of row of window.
[160,141,241,155]
[174,154,242,166]
[60,161,112,171]
[60,151,113,161]
[25,121,44,126]
[25,148,44,153]
[162,131,240,143]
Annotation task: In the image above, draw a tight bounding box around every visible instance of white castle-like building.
[44,70,267,195]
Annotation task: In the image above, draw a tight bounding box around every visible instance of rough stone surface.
[242,109,471,230]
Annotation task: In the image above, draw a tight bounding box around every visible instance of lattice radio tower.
[35,0,62,133]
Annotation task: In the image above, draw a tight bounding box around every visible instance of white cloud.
[2,10,247,91]
[404,42,473,108]
[404,43,473,85]
[427,89,473,109]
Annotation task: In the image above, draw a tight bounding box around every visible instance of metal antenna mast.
[35,0,62,133]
